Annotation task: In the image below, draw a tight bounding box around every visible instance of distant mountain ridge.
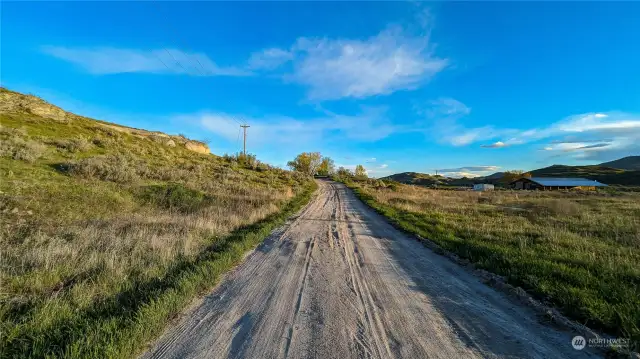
[380,156,640,187]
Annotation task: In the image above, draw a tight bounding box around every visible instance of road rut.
[143,181,598,359]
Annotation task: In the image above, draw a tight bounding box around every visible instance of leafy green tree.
[317,157,335,176]
[501,170,525,184]
[355,164,367,179]
[287,152,323,175]
[335,166,352,178]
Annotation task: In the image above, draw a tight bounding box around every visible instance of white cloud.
[249,22,447,100]
[480,141,507,148]
[289,27,447,100]
[447,126,499,146]
[554,113,640,134]
[42,46,249,76]
[424,97,471,117]
[440,166,500,172]
[365,157,377,163]
[176,107,396,150]
[248,48,293,70]
[419,98,501,147]
[440,171,481,178]
[423,103,640,160]
[364,163,394,178]
[438,166,500,179]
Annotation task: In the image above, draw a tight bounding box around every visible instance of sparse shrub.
[92,137,112,148]
[223,152,260,170]
[50,137,92,153]
[139,183,207,213]
[0,125,28,137]
[67,154,138,183]
[149,134,176,147]
[256,162,271,172]
[93,126,119,137]
[0,137,46,163]
[68,137,91,152]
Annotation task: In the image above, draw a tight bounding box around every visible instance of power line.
[151,0,209,77]
[148,1,248,138]
[236,127,241,153]
[162,48,190,74]
[154,52,174,71]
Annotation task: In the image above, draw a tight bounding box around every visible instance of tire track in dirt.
[142,181,600,359]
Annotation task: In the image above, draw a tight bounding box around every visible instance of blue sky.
[2,2,639,178]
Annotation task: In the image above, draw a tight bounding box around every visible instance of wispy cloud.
[249,14,447,101]
[361,163,393,178]
[440,166,500,172]
[289,28,446,100]
[421,100,640,160]
[480,141,508,148]
[42,46,250,76]
[176,106,396,153]
[439,171,482,178]
[420,98,499,147]
[421,97,470,117]
[248,48,293,70]
[536,113,640,160]
[43,7,446,101]
[439,165,500,178]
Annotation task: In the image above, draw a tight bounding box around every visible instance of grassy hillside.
[383,162,640,188]
[0,88,314,358]
[600,156,640,171]
[381,172,476,187]
[346,180,640,345]
[530,165,640,186]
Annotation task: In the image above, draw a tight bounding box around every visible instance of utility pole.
[240,124,250,155]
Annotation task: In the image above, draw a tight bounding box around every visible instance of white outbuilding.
[473,184,495,191]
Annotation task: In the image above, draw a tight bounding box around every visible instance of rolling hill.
[599,156,640,170]
[382,161,640,187]
[381,172,477,187]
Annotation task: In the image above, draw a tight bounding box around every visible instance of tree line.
[287,152,367,179]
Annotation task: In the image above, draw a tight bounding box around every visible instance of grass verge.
[2,180,316,359]
[343,180,639,348]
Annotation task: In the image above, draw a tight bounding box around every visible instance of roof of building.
[514,177,608,187]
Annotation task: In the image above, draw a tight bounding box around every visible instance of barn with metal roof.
[510,177,608,190]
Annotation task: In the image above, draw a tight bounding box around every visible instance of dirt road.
[143,181,597,359]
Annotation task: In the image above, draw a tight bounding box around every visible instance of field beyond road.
[348,180,640,344]
[143,181,599,358]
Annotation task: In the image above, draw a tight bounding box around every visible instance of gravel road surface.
[143,181,598,359]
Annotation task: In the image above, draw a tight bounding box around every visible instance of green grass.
[0,88,316,358]
[345,180,640,345]
[1,180,316,359]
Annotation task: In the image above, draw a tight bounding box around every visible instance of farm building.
[473,184,494,191]
[511,177,607,190]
